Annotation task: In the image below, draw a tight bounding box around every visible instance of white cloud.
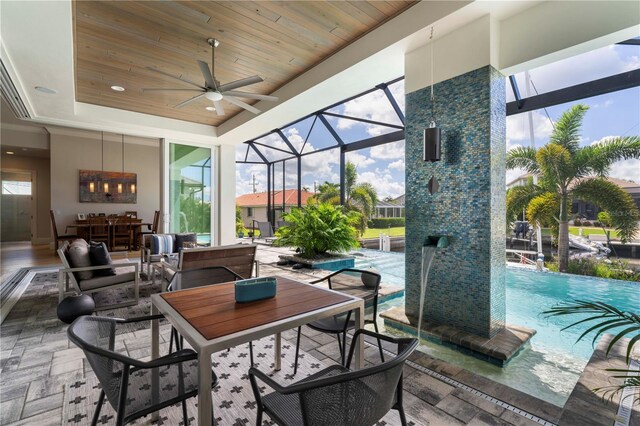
[236,164,267,196]
[345,152,375,169]
[301,148,340,180]
[358,169,405,199]
[370,140,405,160]
[284,127,305,152]
[333,81,404,137]
[609,159,640,183]
[506,111,553,148]
[388,159,405,170]
[591,136,640,183]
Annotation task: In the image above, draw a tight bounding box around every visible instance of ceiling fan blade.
[213,100,225,116]
[224,96,261,114]
[175,93,205,109]
[197,60,217,89]
[142,88,203,92]
[146,66,205,89]
[221,91,278,102]
[217,75,263,92]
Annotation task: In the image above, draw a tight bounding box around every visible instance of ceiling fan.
[142,38,278,116]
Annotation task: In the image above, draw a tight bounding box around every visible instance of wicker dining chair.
[250,329,418,426]
[67,315,218,426]
[293,268,385,374]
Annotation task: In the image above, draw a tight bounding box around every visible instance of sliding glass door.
[168,143,212,245]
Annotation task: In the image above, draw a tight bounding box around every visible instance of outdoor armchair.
[293,268,384,374]
[58,240,139,310]
[67,315,218,426]
[249,329,418,426]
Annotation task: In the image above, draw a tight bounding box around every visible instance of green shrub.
[573,219,582,226]
[369,217,405,228]
[274,203,358,258]
[597,211,612,227]
[547,258,640,282]
[236,206,247,235]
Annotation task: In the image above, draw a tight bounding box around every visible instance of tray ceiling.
[73,1,416,127]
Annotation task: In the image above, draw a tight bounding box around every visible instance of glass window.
[169,144,212,245]
[2,181,31,195]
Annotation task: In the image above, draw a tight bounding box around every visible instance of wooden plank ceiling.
[73,1,416,127]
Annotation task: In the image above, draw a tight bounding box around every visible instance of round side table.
[57,294,95,324]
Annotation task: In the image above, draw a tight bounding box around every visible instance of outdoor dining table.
[150,275,365,426]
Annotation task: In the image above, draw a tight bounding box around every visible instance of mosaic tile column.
[405,65,506,338]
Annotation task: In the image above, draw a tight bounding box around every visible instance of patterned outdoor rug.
[54,273,418,425]
[62,334,416,426]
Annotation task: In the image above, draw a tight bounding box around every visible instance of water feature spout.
[418,236,449,337]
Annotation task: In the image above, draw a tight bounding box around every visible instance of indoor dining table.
[150,275,365,426]
[67,217,150,249]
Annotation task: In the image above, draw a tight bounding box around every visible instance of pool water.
[352,249,640,407]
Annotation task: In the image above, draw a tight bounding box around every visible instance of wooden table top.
[161,276,354,340]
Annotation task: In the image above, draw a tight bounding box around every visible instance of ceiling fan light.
[204,91,223,101]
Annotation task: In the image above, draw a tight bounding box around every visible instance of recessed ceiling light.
[34,86,57,94]
[6,151,15,155]
[205,106,216,112]
[21,148,28,151]
[110,85,125,92]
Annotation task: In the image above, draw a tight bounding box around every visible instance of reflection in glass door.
[168,143,212,245]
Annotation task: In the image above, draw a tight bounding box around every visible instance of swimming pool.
[352,249,640,406]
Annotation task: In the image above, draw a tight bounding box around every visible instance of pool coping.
[381,306,536,366]
[558,334,640,425]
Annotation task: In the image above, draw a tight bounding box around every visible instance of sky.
[236,43,640,198]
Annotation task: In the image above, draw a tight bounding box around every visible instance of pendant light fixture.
[424,26,441,162]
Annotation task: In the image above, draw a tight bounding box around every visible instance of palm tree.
[312,161,378,234]
[506,104,640,271]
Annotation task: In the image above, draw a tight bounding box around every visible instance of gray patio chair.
[58,240,139,310]
[67,315,218,426]
[293,268,384,374]
[249,329,418,426]
[252,220,277,244]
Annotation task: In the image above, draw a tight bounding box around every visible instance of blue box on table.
[234,277,277,303]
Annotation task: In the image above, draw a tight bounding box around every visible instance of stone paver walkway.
[0,245,569,425]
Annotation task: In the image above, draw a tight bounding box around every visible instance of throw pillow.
[151,234,175,255]
[175,233,197,251]
[67,239,93,281]
[88,241,116,276]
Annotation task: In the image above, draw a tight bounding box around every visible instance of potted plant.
[274,202,359,269]
[236,205,247,238]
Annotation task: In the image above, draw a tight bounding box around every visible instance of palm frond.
[506,184,543,221]
[536,143,573,188]
[575,136,640,176]
[570,178,640,243]
[506,146,539,174]
[549,104,588,153]
[526,192,559,228]
[593,376,640,405]
[543,300,640,363]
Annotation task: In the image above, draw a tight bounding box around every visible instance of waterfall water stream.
[417,246,437,338]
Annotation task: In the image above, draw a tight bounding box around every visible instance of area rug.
[62,334,417,426]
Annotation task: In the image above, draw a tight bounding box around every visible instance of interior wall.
[49,128,161,233]
[0,135,51,243]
